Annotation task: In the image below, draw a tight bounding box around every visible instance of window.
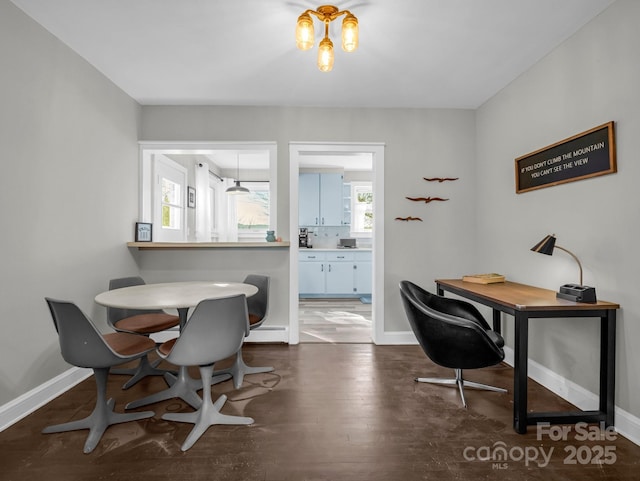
[235,181,270,238]
[161,177,182,230]
[140,142,277,243]
[153,155,187,242]
[351,182,373,234]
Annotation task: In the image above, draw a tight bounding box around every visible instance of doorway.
[298,298,373,343]
[289,142,385,344]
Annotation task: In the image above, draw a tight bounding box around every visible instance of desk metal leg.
[492,310,501,334]
[513,313,529,434]
[600,310,616,427]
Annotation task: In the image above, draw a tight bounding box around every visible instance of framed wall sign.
[135,222,152,242]
[515,121,616,194]
[187,186,196,208]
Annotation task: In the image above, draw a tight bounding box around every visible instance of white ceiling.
[11,0,615,109]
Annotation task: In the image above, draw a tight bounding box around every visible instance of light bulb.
[296,13,314,51]
[317,36,334,72]
[341,14,358,52]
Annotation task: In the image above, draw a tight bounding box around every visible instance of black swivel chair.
[399,280,507,408]
[43,298,156,453]
[107,276,180,389]
[212,275,274,389]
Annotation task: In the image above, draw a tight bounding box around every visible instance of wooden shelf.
[127,241,290,250]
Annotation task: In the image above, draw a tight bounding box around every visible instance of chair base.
[162,365,254,451]
[416,368,506,408]
[212,349,274,390]
[125,366,230,410]
[110,354,177,390]
[42,369,154,454]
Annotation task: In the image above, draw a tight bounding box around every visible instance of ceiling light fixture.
[296,5,358,72]
[226,155,250,195]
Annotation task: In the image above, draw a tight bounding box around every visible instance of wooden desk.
[435,279,619,434]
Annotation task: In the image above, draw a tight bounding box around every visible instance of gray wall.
[141,107,478,332]
[0,1,141,405]
[476,0,639,415]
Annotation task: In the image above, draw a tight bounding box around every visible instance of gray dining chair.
[157,295,254,451]
[212,275,274,389]
[43,298,156,454]
[107,276,180,389]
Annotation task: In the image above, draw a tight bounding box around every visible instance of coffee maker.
[299,228,310,248]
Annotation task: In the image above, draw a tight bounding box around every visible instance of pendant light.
[226,154,250,195]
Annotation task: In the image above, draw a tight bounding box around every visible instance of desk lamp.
[530,234,597,303]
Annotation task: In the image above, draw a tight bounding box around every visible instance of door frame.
[289,142,385,344]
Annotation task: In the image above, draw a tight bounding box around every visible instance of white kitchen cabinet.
[298,251,325,294]
[354,251,372,295]
[299,173,344,226]
[325,252,355,295]
[299,250,371,297]
[342,182,351,226]
[298,173,321,226]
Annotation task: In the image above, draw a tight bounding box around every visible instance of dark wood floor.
[1,344,638,480]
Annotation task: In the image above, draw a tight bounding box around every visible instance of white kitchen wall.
[305,226,351,249]
[476,0,639,418]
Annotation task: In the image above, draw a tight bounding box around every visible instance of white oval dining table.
[95,281,258,318]
[94,281,258,409]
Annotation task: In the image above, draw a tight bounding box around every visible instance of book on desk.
[462,273,505,284]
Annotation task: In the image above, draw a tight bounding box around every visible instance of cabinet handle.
[337,256,345,259]
[321,264,324,272]
[328,264,332,272]
[315,217,318,225]
[308,256,316,259]
[322,217,325,225]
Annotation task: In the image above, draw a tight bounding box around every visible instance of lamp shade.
[531,233,585,286]
[531,234,556,255]
[226,181,250,195]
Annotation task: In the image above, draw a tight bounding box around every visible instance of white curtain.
[224,178,239,242]
[194,163,211,241]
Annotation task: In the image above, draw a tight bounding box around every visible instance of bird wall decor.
[396,176,457,223]
[405,196,448,203]
[423,177,459,182]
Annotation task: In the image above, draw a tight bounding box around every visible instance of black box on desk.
[556,284,597,303]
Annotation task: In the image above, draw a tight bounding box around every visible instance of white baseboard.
[375,330,419,345]
[246,326,289,343]
[503,346,640,446]
[0,366,91,432]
